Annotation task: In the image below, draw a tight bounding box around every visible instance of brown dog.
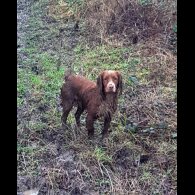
[60,70,122,139]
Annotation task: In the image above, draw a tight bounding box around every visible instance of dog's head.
[97,70,123,98]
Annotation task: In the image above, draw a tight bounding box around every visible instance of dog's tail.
[64,68,72,81]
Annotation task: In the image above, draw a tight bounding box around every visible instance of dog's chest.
[97,101,116,118]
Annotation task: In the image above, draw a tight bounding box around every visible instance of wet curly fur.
[60,70,122,139]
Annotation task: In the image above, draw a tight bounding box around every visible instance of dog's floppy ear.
[116,71,123,95]
[97,72,105,99]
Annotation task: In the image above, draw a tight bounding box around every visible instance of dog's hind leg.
[60,87,74,127]
[75,102,84,127]
[61,100,74,127]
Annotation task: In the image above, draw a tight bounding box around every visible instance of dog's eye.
[104,78,108,81]
[113,77,118,81]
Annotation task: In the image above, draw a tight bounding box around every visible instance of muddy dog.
[60,70,122,139]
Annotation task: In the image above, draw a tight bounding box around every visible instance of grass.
[92,147,112,163]
[17,0,177,194]
[17,48,64,100]
[69,35,176,194]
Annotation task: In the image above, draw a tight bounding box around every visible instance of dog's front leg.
[86,113,96,139]
[102,114,111,139]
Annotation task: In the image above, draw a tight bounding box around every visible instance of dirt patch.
[113,147,136,169]
[18,148,83,194]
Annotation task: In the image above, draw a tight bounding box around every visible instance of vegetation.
[17,0,177,194]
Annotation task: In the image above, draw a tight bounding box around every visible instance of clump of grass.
[92,147,112,163]
[47,0,85,21]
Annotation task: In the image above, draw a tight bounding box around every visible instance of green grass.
[72,44,154,89]
[173,23,177,33]
[17,49,64,103]
[93,147,112,163]
[73,45,140,81]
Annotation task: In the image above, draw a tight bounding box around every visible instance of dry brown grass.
[80,0,176,51]
[123,41,177,130]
